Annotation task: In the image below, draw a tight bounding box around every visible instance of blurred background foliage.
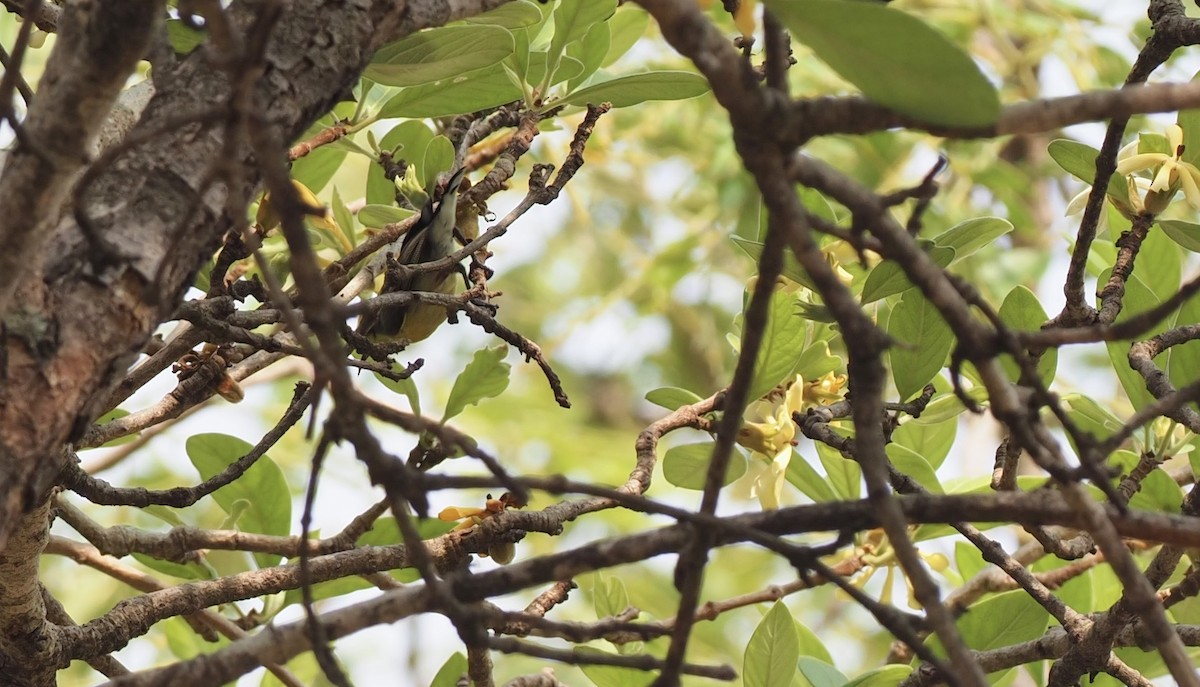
[4,0,1188,684]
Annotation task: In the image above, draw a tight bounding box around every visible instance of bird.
[356,166,469,348]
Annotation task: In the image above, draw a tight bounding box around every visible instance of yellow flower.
[736,375,805,509]
[804,372,847,406]
[1115,124,1200,213]
[437,493,526,564]
[1065,175,1150,226]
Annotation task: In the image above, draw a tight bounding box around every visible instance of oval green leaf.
[662,442,746,490]
[367,25,515,87]
[744,601,801,687]
[358,204,415,228]
[421,136,456,193]
[797,657,846,687]
[553,71,710,110]
[430,653,469,687]
[785,450,838,503]
[764,0,999,127]
[377,65,524,119]
[997,285,1056,386]
[933,217,1012,263]
[645,386,703,411]
[886,291,953,401]
[442,346,512,422]
[464,0,544,29]
[548,0,617,78]
[186,433,291,568]
[602,5,650,68]
[1047,138,1129,200]
[1158,219,1200,253]
[885,443,943,493]
[815,442,860,501]
[861,244,954,304]
[747,289,808,402]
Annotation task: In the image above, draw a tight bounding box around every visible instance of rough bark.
[0,0,510,543]
[0,0,510,681]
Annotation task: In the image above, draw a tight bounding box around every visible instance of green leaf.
[731,235,820,292]
[593,572,631,619]
[163,615,229,661]
[892,417,956,470]
[186,433,291,568]
[860,245,954,304]
[887,291,953,401]
[996,285,1056,387]
[290,145,346,195]
[764,0,998,127]
[958,590,1050,652]
[1169,283,1200,390]
[579,647,654,687]
[954,541,988,582]
[1138,225,1181,303]
[547,0,617,85]
[367,25,515,87]
[464,0,544,29]
[933,217,1013,263]
[131,552,209,581]
[166,19,205,55]
[1158,219,1200,253]
[430,652,468,687]
[90,408,136,448]
[794,619,834,665]
[380,119,434,158]
[798,187,840,226]
[842,665,913,687]
[1109,450,1183,513]
[662,442,746,490]
[260,653,324,687]
[1101,265,1166,410]
[744,601,800,687]
[375,367,422,416]
[1046,139,1129,200]
[911,389,987,426]
[747,290,809,402]
[923,591,1049,684]
[553,71,710,109]
[356,516,455,548]
[794,340,842,384]
[366,518,457,583]
[366,165,395,206]
[885,444,943,493]
[1178,73,1200,167]
[331,186,356,247]
[1138,132,1170,156]
[443,346,511,422]
[358,204,416,228]
[592,573,643,654]
[566,21,611,91]
[815,442,860,501]
[377,64,524,119]
[644,386,703,411]
[1065,391,1118,451]
[602,5,650,68]
[785,450,838,503]
[421,136,457,193]
[797,657,846,687]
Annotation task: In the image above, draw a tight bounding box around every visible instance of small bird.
[357,167,469,347]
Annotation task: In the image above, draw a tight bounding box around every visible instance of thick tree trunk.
[0,0,510,679]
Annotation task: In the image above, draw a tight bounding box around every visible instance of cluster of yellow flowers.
[735,372,846,510]
[833,529,950,609]
[1068,124,1200,222]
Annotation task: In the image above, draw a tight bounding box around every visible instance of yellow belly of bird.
[387,273,461,344]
